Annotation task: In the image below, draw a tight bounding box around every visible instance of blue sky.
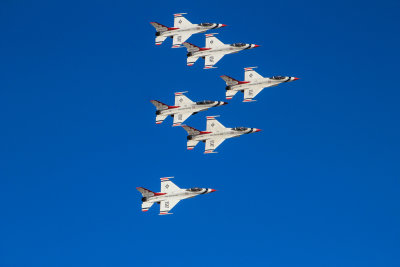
[1,0,399,266]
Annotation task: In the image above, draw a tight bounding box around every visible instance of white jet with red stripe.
[183,33,260,69]
[136,177,216,215]
[150,13,226,48]
[221,67,300,102]
[182,116,261,154]
[150,92,227,127]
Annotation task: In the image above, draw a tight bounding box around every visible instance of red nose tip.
[293,77,300,81]
[220,24,227,27]
[254,129,262,132]
[210,189,217,192]
[253,44,260,48]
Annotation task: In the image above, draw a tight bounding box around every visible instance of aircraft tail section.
[155,36,167,46]
[136,187,155,197]
[187,140,200,150]
[183,42,200,52]
[226,89,239,100]
[182,125,201,136]
[187,56,199,66]
[221,75,239,86]
[155,114,168,124]
[150,22,169,32]
[141,201,154,212]
[150,100,168,111]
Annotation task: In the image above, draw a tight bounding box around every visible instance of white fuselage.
[190,128,258,142]
[158,101,225,116]
[230,77,293,92]
[190,44,254,58]
[144,188,213,204]
[159,24,221,38]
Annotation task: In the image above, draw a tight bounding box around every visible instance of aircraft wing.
[206,35,226,49]
[174,14,193,28]
[245,68,264,81]
[160,198,181,215]
[172,33,192,48]
[204,54,224,69]
[206,116,226,132]
[161,177,181,193]
[175,93,194,106]
[243,87,264,102]
[173,112,192,126]
[204,137,226,154]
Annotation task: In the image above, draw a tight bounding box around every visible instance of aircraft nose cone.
[220,24,227,27]
[253,44,260,48]
[209,189,217,193]
[292,77,300,81]
[221,101,228,105]
[254,128,262,132]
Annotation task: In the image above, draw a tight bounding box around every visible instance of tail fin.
[150,100,168,110]
[136,187,155,197]
[221,75,239,86]
[183,42,200,52]
[150,22,169,32]
[182,125,201,136]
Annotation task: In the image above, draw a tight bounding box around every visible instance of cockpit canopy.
[199,23,213,26]
[233,127,248,131]
[187,187,203,192]
[271,76,286,80]
[231,43,247,47]
[196,100,214,105]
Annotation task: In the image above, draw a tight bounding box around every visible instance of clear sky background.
[1,0,399,266]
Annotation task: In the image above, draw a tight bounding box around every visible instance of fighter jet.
[137,177,216,215]
[183,33,260,69]
[150,92,227,127]
[150,13,226,48]
[182,116,261,153]
[221,67,300,102]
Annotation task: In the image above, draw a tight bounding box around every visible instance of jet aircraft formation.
[137,13,300,215]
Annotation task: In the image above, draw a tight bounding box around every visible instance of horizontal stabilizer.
[187,56,199,66]
[187,139,200,150]
[155,36,167,46]
[226,89,239,100]
[156,114,168,124]
[141,201,154,212]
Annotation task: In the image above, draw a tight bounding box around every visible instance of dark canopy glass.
[196,100,214,105]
